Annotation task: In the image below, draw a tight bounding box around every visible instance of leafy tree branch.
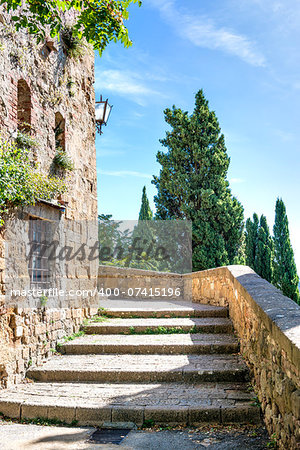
[0,0,142,54]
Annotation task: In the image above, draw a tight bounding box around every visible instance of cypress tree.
[254,215,273,282]
[245,213,259,269]
[138,186,153,221]
[233,231,246,265]
[152,89,244,270]
[273,198,299,303]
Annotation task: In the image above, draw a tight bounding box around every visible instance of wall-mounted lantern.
[95,96,112,134]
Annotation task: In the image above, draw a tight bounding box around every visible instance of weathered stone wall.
[98,265,185,300]
[0,10,98,387]
[184,265,300,449]
[0,10,98,220]
[0,306,98,387]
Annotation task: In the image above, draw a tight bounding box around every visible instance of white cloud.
[98,169,152,179]
[148,0,265,67]
[94,69,160,105]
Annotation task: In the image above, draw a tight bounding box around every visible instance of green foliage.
[1,0,142,55]
[39,294,48,307]
[266,433,277,448]
[152,89,244,271]
[0,140,66,227]
[273,198,299,303]
[254,215,273,283]
[138,186,153,220]
[61,25,85,59]
[62,330,85,342]
[233,231,246,265]
[90,315,109,323]
[53,147,75,171]
[128,325,198,335]
[142,419,155,428]
[245,213,259,268]
[15,131,38,150]
[98,213,131,263]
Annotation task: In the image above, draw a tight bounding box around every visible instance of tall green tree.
[233,230,246,265]
[254,215,273,282]
[245,213,259,269]
[1,0,141,54]
[138,186,153,221]
[273,198,300,303]
[152,89,244,271]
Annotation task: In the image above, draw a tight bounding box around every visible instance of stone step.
[61,333,239,355]
[28,354,249,383]
[98,299,228,319]
[85,317,233,335]
[0,381,260,427]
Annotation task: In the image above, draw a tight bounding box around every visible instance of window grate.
[28,218,51,288]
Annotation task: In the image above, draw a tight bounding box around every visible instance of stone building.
[0,10,99,386]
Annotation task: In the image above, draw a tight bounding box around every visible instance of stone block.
[47,406,76,423]
[291,390,300,420]
[144,406,188,425]
[75,406,111,426]
[189,407,221,424]
[0,400,20,418]
[14,326,23,338]
[111,407,144,426]
[21,403,48,420]
[221,405,261,424]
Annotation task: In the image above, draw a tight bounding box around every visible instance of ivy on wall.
[0,139,66,227]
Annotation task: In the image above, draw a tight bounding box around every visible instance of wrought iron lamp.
[95,96,112,134]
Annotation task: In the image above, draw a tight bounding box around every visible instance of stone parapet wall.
[98,265,185,300]
[184,265,300,449]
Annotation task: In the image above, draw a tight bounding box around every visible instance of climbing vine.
[0,139,66,227]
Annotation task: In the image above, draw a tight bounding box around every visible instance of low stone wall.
[185,265,300,449]
[98,265,185,300]
[0,306,97,388]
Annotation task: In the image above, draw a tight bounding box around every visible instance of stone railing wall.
[98,265,185,300]
[184,265,300,449]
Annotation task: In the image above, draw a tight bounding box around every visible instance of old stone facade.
[0,9,98,386]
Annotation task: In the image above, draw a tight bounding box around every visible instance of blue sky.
[94,0,300,271]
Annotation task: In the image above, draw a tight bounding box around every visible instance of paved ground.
[0,421,270,449]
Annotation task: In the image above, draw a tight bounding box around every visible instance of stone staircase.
[0,299,261,427]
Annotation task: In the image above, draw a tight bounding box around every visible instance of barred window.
[28,218,51,288]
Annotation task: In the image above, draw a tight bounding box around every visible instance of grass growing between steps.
[89,315,109,323]
[56,331,85,349]
[128,325,199,335]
